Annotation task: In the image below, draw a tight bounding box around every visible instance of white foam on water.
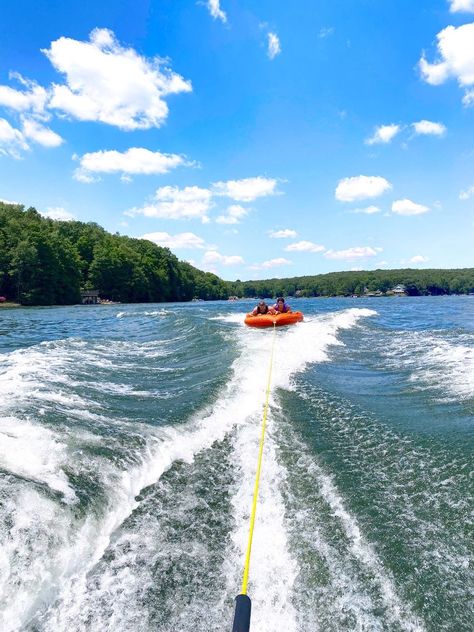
[0,417,75,502]
[277,428,425,631]
[225,421,299,631]
[2,308,377,630]
[214,308,379,630]
[208,312,247,323]
[116,309,171,319]
[269,308,377,391]
[383,331,474,401]
[315,470,424,631]
[0,480,105,632]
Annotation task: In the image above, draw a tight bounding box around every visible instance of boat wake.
[1,307,432,632]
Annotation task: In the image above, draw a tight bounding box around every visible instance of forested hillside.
[229,268,474,298]
[230,268,474,297]
[1,203,473,305]
[0,203,228,304]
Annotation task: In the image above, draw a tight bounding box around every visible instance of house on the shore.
[80,290,100,304]
[391,284,407,296]
[363,287,384,297]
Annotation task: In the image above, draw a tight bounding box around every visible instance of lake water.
[0,297,472,631]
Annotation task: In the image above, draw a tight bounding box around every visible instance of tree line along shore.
[1,202,473,306]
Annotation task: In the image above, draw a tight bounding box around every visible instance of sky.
[0,0,473,280]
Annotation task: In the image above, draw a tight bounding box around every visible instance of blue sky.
[0,0,473,280]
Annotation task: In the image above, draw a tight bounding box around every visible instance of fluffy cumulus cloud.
[335,175,392,202]
[459,185,474,199]
[43,28,192,130]
[142,231,206,250]
[0,118,29,157]
[0,74,49,113]
[268,228,297,238]
[203,250,244,266]
[412,120,446,136]
[0,29,191,157]
[260,257,292,269]
[206,0,227,23]
[40,207,76,221]
[126,185,213,222]
[284,240,325,253]
[212,176,278,201]
[216,204,248,224]
[74,147,191,182]
[391,198,430,216]
[324,246,380,260]
[21,119,63,147]
[365,124,401,145]
[267,33,281,60]
[125,174,280,224]
[0,115,63,157]
[449,0,474,12]
[409,255,429,264]
[419,23,474,105]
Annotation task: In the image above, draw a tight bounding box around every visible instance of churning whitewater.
[0,297,472,631]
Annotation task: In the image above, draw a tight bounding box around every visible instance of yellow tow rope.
[240,322,277,595]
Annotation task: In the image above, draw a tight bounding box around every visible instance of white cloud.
[365,124,401,145]
[0,75,48,114]
[74,170,98,184]
[318,27,335,38]
[464,89,474,105]
[255,257,292,269]
[324,246,380,260]
[459,185,474,199]
[412,120,446,136]
[449,0,474,12]
[22,118,63,147]
[351,205,381,214]
[142,231,206,249]
[126,185,212,222]
[0,118,29,158]
[40,207,76,221]
[206,0,227,23]
[0,198,21,205]
[212,176,278,201]
[267,33,281,60]
[268,228,297,238]
[203,250,244,266]
[125,174,279,224]
[419,23,474,105]
[284,240,325,253]
[335,175,392,202]
[391,198,430,216]
[74,147,190,182]
[409,255,429,264]
[0,112,62,156]
[43,28,192,130]
[215,204,248,224]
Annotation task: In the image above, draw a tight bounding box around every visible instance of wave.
[116,309,172,319]
[383,331,474,401]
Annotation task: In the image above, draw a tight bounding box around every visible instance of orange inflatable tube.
[244,311,304,328]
